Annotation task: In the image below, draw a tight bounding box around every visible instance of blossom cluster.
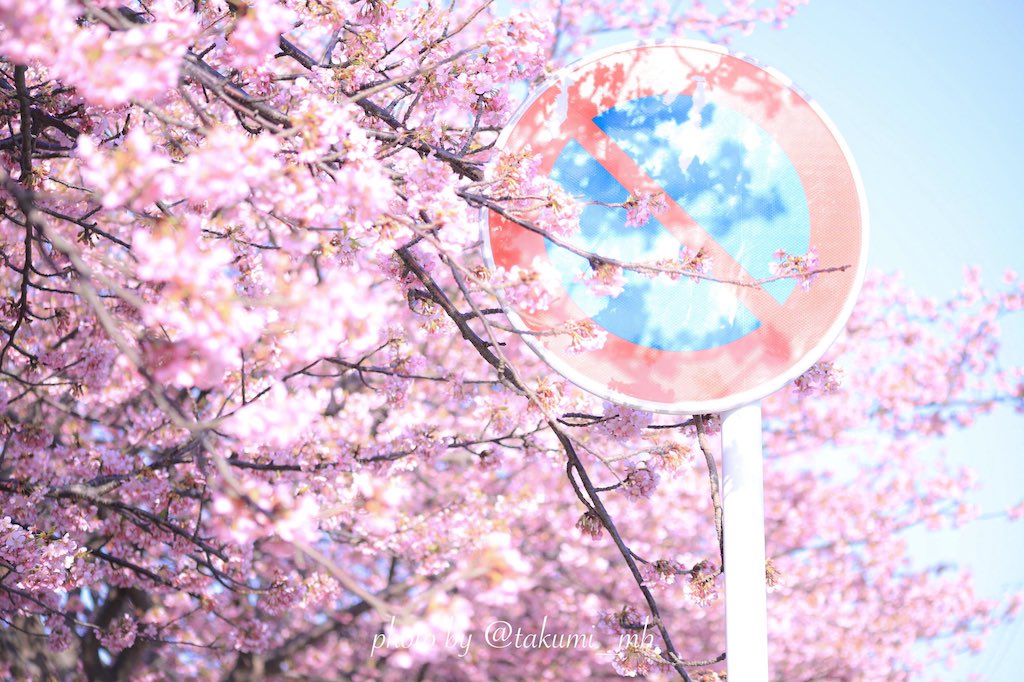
[576,262,628,297]
[0,517,79,593]
[769,246,821,289]
[623,192,668,228]
[677,245,714,283]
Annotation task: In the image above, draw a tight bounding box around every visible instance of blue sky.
[723,2,1024,679]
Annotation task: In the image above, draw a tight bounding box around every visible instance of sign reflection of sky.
[547,94,811,352]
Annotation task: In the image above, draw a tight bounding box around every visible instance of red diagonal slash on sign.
[563,103,788,329]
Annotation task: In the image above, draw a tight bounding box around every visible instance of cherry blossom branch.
[181,53,290,131]
[0,67,35,369]
[20,203,196,433]
[13,64,33,181]
[394,239,713,677]
[465,191,851,289]
[249,581,415,677]
[102,21,487,192]
[694,415,725,572]
[348,44,484,104]
[429,0,495,52]
[396,246,525,392]
[291,540,398,619]
[275,36,486,180]
[557,430,696,681]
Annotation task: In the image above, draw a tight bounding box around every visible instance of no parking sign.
[483,41,868,414]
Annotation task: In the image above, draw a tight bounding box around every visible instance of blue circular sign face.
[548,93,811,353]
[484,41,868,414]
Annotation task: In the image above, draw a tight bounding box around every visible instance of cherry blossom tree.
[1,1,1022,680]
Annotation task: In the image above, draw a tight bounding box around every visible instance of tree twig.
[695,415,724,571]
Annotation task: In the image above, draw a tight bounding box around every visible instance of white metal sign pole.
[722,401,769,682]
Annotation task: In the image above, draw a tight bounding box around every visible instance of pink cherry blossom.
[769,246,821,289]
[612,640,665,677]
[563,318,609,354]
[223,1,298,69]
[641,559,687,589]
[493,257,563,313]
[576,510,604,538]
[793,360,843,394]
[624,192,668,228]
[622,463,661,500]
[675,244,716,280]
[576,262,628,297]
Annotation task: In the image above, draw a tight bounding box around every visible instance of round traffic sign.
[483,41,868,414]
